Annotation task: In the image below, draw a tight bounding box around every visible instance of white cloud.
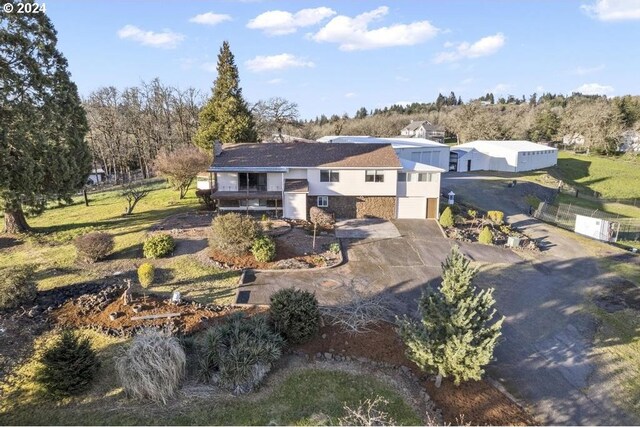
[201,62,218,72]
[117,25,184,49]
[189,12,232,26]
[581,0,640,21]
[311,6,439,51]
[345,92,356,98]
[245,53,315,72]
[492,83,512,94]
[268,78,284,84]
[572,64,605,75]
[247,7,336,35]
[536,85,545,92]
[434,33,505,63]
[575,82,614,95]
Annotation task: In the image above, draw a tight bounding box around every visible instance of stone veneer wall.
[307,196,396,220]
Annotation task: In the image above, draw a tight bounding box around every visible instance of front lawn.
[0,181,239,304]
[0,330,423,425]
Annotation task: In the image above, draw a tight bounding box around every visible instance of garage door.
[396,197,427,219]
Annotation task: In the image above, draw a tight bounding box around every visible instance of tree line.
[298,92,640,154]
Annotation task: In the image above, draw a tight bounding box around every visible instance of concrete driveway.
[334,218,401,239]
[442,172,638,425]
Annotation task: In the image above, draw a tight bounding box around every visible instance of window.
[238,173,267,191]
[317,196,329,207]
[320,170,340,182]
[365,170,384,182]
[417,173,433,182]
[398,172,407,182]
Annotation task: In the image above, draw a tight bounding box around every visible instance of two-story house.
[400,120,446,143]
[207,142,443,220]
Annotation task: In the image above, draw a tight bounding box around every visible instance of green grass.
[0,331,422,425]
[0,181,238,303]
[555,193,640,219]
[556,151,640,200]
[588,305,640,418]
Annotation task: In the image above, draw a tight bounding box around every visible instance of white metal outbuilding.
[451,140,558,172]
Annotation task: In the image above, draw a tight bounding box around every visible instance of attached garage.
[396,197,427,219]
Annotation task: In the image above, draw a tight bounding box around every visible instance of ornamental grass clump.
[199,313,283,395]
[115,330,186,404]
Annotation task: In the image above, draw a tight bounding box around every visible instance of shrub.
[36,330,99,397]
[199,313,283,395]
[270,288,320,344]
[195,189,215,210]
[467,209,478,219]
[0,266,36,310]
[137,263,155,288]
[487,210,504,225]
[261,213,269,222]
[439,207,454,228]
[478,226,493,244]
[251,235,276,262]
[329,242,341,254]
[143,234,175,259]
[74,232,114,263]
[338,396,396,426]
[210,213,259,256]
[310,206,335,227]
[116,330,186,404]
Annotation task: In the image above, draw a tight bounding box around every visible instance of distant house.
[562,133,586,147]
[400,120,445,142]
[207,142,444,220]
[450,140,558,173]
[86,168,106,185]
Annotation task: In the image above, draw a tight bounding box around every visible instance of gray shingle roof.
[210,142,401,170]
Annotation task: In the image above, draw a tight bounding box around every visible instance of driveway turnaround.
[334,218,401,239]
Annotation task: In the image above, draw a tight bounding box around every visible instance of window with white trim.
[417,173,433,182]
[320,170,340,182]
[317,196,329,207]
[365,170,385,182]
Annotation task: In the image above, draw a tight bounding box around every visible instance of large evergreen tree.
[1,6,91,233]
[194,41,256,148]
[399,246,504,387]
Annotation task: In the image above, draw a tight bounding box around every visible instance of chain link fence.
[534,202,640,242]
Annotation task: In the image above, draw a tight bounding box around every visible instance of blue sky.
[46,0,640,118]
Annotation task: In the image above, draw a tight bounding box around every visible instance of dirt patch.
[52,292,266,336]
[594,278,640,313]
[295,321,534,426]
[210,226,340,270]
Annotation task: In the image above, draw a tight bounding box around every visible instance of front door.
[426,198,438,219]
[467,159,472,171]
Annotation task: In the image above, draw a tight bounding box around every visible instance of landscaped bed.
[210,220,341,270]
[296,321,534,426]
[52,291,266,337]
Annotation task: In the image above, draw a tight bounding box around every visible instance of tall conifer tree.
[399,247,504,386]
[194,41,256,148]
[1,5,91,232]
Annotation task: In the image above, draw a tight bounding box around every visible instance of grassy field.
[0,330,422,425]
[588,305,640,418]
[0,181,239,303]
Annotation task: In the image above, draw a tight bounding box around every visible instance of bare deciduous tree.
[252,97,300,142]
[153,146,211,199]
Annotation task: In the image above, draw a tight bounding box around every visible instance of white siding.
[283,193,307,220]
[397,173,441,197]
[285,169,307,179]
[267,173,284,191]
[307,169,397,196]
[394,146,450,171]
[216,172,238,191]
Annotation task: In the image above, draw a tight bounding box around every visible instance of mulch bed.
[295,322,534,426]
[210,226,340,270]
[52,293,266,336]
